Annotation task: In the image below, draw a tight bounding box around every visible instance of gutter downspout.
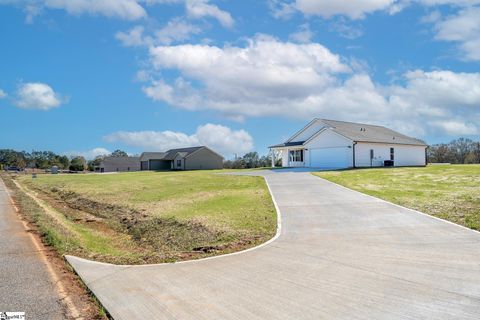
[353,142,357,168]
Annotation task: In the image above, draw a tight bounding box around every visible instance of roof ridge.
[319,118,386,128]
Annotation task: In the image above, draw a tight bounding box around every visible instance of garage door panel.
[310,147,349,168]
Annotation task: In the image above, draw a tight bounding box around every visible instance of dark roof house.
[140,146,223,171]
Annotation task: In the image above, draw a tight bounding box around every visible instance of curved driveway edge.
[67,170,480,320]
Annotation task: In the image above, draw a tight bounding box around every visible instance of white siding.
[355,143,426,167]
[288,120,326,142]
[304,129,353,168]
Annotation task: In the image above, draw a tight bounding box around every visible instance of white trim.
[65,175,282,268]
[286,118,320,142]
[304,127,353,145]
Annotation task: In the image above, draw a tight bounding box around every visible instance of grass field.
[6,170,276,264]
[314,164,480,230]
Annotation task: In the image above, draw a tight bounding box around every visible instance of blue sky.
[0,0,479,159]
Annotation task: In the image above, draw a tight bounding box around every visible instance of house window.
[390,148,394,161]
[289,150,304,162]
[177,160,182,167]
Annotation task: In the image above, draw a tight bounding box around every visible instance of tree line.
[427,138,480,164]
[223,152,280,169]
[2,138,480,172]
[0,149,129,171]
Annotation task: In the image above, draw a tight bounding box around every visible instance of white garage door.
[310,147,350,169]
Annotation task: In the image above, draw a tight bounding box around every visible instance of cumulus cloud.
[0,89,6,99]
[155,17,202,44]
[185,0,234,27]
[428,120,479,135]
[64,147,111,160]
[329,17,364,39]
[14,82,64,110]
[140,36,480,137]
[116,18,201,47]
[0,0,146,21]
[104,123,253,158]
[44,0,146,20]
[289,23,314,43]
[116,25,148,47]
[293,0,397,19]
[270,0,480,20]
[428,6,480,61]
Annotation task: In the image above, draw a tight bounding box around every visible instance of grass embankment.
[314,164,480,230]
[5,171,276,264]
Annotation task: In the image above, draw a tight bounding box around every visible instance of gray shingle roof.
[140,152,166,161]
[163,147,203,160]
[320,119,426,146]
[141,147,205,161]
[269,141,305,148]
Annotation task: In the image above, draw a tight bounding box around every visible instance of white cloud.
[0,89,6,99]
[428,120,479,135]
[14,82,63,110]
[289,23,314,43]
[64,147,111,160]
[271,0,480,21]
[185,0,234,27]
[155,17,202,44]
[0,0,146,21]
[115,18,201,47]
[116,25,149,47]
[103,123,253,158]
[430,6,480,61]
[329,18,364,39]
[140,37,480,137]
[293,0,397,19]
[268,0,296,19]
[142,0,234,27]
[44,0,146,20]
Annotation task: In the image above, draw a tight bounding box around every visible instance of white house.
[270,119,427,169]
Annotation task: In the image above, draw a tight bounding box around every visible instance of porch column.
[271,149,275,168]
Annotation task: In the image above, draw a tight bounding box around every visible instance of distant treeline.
[427,138,480,164]
[223,152,279,169]
[0,149,128,171]
[2,139,479,172]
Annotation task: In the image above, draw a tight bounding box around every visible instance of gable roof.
[163,146,204,160]
[140,152,166,161]
[140,146,224,161]
[320,119,426,146]
[272,118,426,148]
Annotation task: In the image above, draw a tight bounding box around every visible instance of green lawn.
[314,165,480,230]
[9,170,276,264]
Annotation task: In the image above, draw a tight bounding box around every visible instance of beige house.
[96,156,141,173]
[140,146,223,171]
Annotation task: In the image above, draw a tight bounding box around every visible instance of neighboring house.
[270,119,427,169]
[140,146,223,171]
[96,156,141,173]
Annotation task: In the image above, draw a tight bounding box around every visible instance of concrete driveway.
[67,170,480,319]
